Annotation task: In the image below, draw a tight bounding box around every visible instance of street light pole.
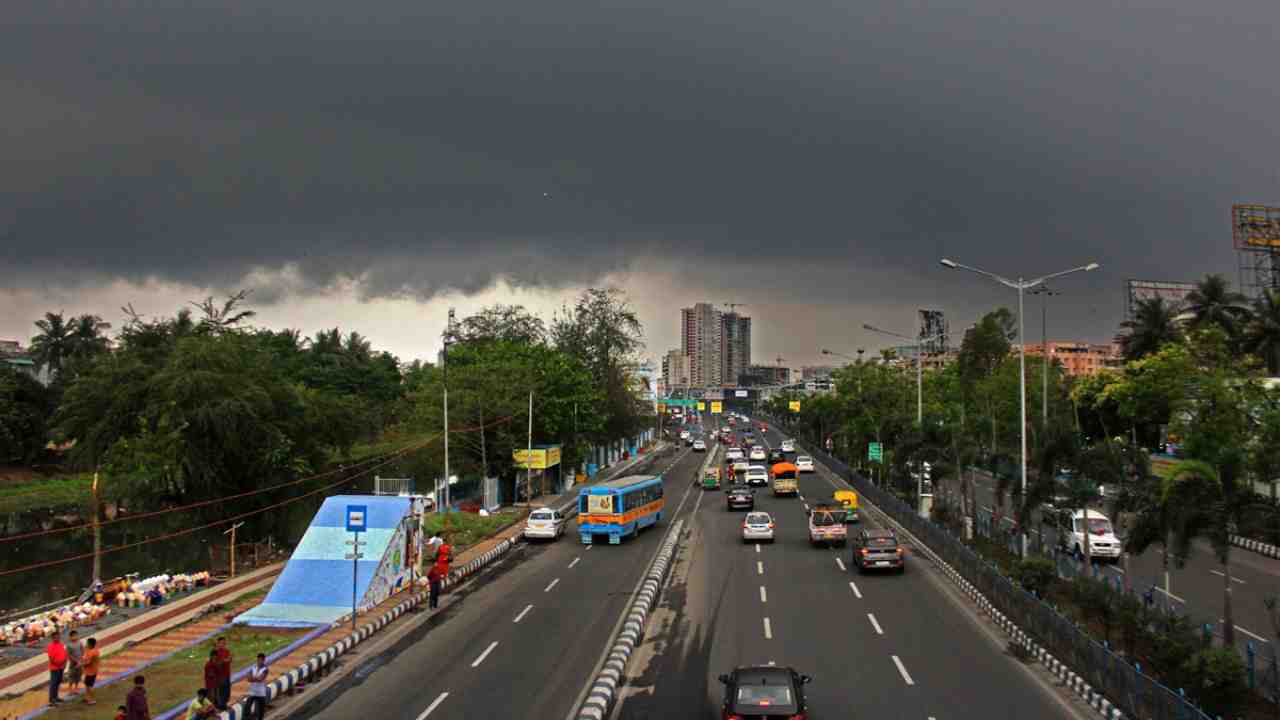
[940,258,1099,558]
[1029,286,1060,429]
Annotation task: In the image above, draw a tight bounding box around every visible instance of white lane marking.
[767,660,776,666]
[835,557,846,572]
[545,578,560,592]
[868,613,884,635]
[760,586,768,603]
[1210,569,1246,584]
[849,581,862,599]
[803,503,809,512]
[757,561,764,575]
[568,557,581,569]
[1224,620,1269,642]
[470,641,499,668]
[755,544,761,554]
[513,604,533,623]
[892,655,915,685]
[1107,565,1125,574]
[416,692,450,720]
[763,617,773,639]
[585,544,593,550]
[1154,586,1185,603]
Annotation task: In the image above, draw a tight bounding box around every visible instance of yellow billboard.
[513,446,562,469]
[697,401,705,411]
[1234,204,1280,249]
[710,401,723,414]
[789,400,802,412]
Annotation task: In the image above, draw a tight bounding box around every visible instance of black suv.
[718,665,811,719]
[726,487,754,511]
[852,528,905,574]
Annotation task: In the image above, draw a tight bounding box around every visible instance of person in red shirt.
[427,535,452,610]
[213,637,232,709]
[126,675,150,720]
[203,650,220,701]
[46,630,68,707]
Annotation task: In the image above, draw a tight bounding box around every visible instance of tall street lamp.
[940,258,1099,557]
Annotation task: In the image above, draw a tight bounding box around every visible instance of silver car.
[523,507,566,541]
[742,512,775,543]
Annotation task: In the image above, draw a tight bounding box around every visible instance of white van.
[1069,509,1122,561]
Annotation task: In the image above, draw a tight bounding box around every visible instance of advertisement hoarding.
[1233,204,1280,249]
[513,446,562,469]
[735,390,748,397]
[710,401,722,414]
[1125,279,1196,318]
[789,400,801,412]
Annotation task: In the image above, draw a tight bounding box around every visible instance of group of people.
[45,629,101,706]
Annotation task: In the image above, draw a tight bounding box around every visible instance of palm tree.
[1159,459,1240,645]
[1183,274,1252,341]
[69,314,109,360]
[1243,288,1280,375]
[28,311,72,378]
[1119,297,1181,361]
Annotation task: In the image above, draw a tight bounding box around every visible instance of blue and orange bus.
[578,474,664,544]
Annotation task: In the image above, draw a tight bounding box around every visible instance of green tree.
[28,311,72,378]
[552,289,648,443]
[445,304,546,346]
[1243,287,1280,375]
[1118,297,1180,361]
[0,367,54,463]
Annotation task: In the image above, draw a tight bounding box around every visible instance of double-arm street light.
[939,258,1100,557]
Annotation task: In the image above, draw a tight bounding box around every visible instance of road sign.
[868,443,883,462]
[346,505,368,533]
[710,401,722,414]
[344,553,364,560]
[788,400,801,412]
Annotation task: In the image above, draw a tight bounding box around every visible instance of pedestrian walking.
[65,629,84,693]
[203,650,220,702]
[81,637,100,705]
[246,653,270,720]
[427,562,443,609]
[213,637,232,710]
[126,675,150,720]
[46,630,67,707]
[184,687,217,720]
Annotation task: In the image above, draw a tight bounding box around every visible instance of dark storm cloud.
[2,0,1278,334]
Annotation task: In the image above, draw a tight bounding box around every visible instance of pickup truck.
[808,502,848,546]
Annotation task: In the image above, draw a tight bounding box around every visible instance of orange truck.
[770,462,799,497]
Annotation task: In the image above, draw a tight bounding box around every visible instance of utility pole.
[527,392,534,503]
[223,522,245,578]
[91,470,102,583]
[443,308,454,513]
[1030,286,1061,429]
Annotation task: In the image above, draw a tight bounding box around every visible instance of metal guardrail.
[766,418,1215,720]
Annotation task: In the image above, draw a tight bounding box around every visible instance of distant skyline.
[3,1,1277,367]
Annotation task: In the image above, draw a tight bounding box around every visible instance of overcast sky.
[3,0,1277,367]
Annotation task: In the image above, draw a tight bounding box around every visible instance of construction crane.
[723,303,748,313]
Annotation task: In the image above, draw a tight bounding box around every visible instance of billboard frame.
[1125,279,1196,319]
[1233,204,1280,250]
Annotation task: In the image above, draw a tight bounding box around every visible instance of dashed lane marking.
[755,544,761,554]
[544,578,560,592]
[470,641,499,668]
[849,581,862,599]
[835,557,846,572]
[416,692,449,720]
[763,617,773,640]
[513,604,533,623]
[760,585,767,603]
[757,561,764,575]
[1210,569,1247,584]
[868,613,884,635]
[568,557,581,569]
[892,655,915,685]
[1224,620,1269,643]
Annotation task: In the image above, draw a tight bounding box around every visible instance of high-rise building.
[662,349,692,389]
[720,312,752,386]
[680,303,723,387]
[1025,342,1121,376]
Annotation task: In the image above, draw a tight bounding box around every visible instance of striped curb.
[213,440,671,720]
[575,517,685,720]
[800,444,1127,720]
[1230,533,1280,559]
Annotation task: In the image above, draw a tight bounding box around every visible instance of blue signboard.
[345,504,368,533]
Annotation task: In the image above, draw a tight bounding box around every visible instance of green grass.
[423,510,524,549]
[0,473,93,514]
[46,626,302,720]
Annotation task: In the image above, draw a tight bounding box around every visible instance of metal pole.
[351,532,359,633]
[916,341,923,426]
[443,308,453,512]
[527,391,534,504]
[1018,282,1028,558]
[1041,295,1049,428]
[91,471,101,583]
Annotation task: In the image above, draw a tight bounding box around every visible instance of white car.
[749,446,767,461]
[1068,509,1122,561]
[679,430,690,440]
[781,440,796,453]
[795,456,815,473]
[523,507,566,541]
[693,439,707,451]
[726,447,744,461]
[745,465,769,487]
[742,511,775,543]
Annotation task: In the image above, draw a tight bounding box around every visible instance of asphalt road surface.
[610,417,1086,720]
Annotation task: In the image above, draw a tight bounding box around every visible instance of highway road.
[611,418,1087,720]
[291,441,709,720]
[965,469,1280,649]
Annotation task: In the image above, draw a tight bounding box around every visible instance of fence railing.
[769,417,1216,720]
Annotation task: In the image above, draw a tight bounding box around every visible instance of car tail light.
[896,548,905,556]
[742,521,747,528]
[860,548,870,555]
[768,522,775,529]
